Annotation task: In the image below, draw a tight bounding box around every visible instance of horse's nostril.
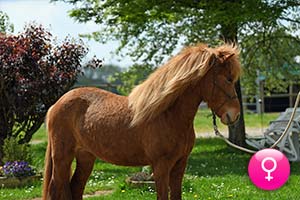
[226,113,232,124]
[221,111,240,125]
[225,112,240,125]
[236,113,240,121]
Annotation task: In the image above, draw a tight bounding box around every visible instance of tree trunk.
[228,80,246,146]
[0,137,4,165]
[220,9,246,146]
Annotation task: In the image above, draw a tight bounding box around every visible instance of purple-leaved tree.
[0,24,101,163]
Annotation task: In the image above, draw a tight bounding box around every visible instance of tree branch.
[279,16,300,24]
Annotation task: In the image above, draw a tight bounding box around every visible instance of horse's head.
[201,46,241,125]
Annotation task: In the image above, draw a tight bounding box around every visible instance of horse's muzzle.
[221,110,240,125]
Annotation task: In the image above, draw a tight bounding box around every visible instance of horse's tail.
[42,106,54,200]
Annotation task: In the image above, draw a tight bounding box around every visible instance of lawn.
[3,110,298,200]
[193,109,278,133]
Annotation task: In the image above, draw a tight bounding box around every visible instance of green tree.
[242,28,300,96]
[55,0,300,145]
[0,11,13,33]
[76,63,122,92]
[109,64,154,95]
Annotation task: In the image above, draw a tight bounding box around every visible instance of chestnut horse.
[43,43,241,200]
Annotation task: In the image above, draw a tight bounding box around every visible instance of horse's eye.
[227,77,233,83]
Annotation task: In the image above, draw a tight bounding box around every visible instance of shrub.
[0,23,101,163]
[2,137,31,164]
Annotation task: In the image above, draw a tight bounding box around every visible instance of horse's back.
[48,87,130,129]
[46,87,147,165]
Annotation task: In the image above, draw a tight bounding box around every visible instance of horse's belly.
[81,135,149,167]
[94,148,149,166]
[97,152,149,166]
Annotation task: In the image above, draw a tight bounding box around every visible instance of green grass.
[2,110,293,200]
[2,137,300,199]
[31,125,47,141]
[244,112,279,128]
[193,109,279,133]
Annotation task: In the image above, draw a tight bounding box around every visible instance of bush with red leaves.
[0,24,96,152]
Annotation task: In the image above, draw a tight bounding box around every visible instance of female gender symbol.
[261,157,277,181]
[248,148,290,190]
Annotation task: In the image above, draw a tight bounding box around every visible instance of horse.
[42,43,242,200]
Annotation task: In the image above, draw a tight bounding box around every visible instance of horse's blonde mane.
[128,43,240,126]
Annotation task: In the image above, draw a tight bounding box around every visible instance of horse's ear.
[219,53,235,63]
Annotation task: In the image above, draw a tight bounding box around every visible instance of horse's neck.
[170,84,203,124]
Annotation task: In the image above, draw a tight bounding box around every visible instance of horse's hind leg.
[71,149,96,200]
[48,138,75,200]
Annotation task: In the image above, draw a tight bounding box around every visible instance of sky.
[0,0,134,67]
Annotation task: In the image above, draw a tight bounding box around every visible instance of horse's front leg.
[169,157,188,200]
[152,159,172,200]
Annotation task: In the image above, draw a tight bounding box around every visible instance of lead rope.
[212,112,256,154]
[212,91,300,154]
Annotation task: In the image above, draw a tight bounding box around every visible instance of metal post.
[256,70,265,114]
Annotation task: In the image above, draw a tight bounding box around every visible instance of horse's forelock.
[213,44,241,82]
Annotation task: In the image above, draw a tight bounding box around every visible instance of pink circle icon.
[248,148,290,190]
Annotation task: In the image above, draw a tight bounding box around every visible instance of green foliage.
[0,11,14,33]
[54,0,300,96]
[76,64,122,92]
[109,64,154,95]
[83,64,122,83]
[241,28,300,95]
[2,137,32,164]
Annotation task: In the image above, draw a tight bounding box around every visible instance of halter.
[210,61,238,115]
[209,61,257,154]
